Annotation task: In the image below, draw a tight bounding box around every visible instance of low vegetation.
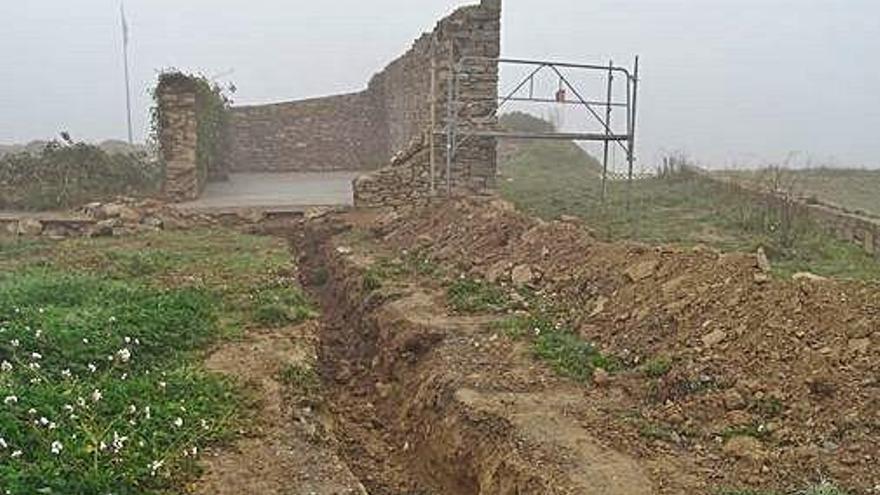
[0,138,160,211]
[0,228,308,493]
[498,113,880,280]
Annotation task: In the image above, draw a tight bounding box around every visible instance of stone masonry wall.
[224,0,501,206]
[354,0,501,206]
[700,169,880,259]
[157,78,200,201]
[228,92,388,173]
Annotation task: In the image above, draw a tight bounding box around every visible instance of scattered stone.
[16,219,43,236]
[848,338,870,355]
[336,246,353,255]
[511,264,538,287]
[590,296,609,318]
[624,259,658,282]
[792,272,827,282]
[756,247,771,273]
[702,329,728,348]
[722,435,766,463]
[142,216,164,229]
[723,388,747,411]
[593,368,610,387]
[559,214,581,224]
[753,273,770,284]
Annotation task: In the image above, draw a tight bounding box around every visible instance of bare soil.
[194,322,366,495]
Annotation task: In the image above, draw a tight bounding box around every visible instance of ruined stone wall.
[354,0,501,206]
[228,92,388,173]
[157,78,200,201]
[224,0,501,206]
[700,170,880,259]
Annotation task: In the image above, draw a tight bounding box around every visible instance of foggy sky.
[1,0,878,169]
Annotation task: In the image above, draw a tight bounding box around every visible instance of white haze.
[0,0,878,169]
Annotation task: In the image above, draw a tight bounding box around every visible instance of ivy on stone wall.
[151,70,234,191]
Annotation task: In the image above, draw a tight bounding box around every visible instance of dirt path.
[193,322,366,495]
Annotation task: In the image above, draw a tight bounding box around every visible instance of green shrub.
[0,140,160,211]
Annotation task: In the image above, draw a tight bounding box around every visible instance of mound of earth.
[367,197,879,493]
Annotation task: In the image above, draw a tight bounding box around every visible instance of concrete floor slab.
[175,172,360,213]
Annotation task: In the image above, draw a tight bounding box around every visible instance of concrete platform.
[174,172,360,213]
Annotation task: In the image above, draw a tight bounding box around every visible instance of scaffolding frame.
[436,56,640,201]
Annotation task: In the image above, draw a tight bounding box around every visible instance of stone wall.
[224,0,501,206]
[157,77,200,201]
[699,169,880,259]
[354,0,501,206]
[228,92,388,173]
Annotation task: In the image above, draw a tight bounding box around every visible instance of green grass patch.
[640,356,673,378]
[447,278,510,313]
[278,364,321,397]
[498,128,880,280]
[0,271,237,493]
[492,310,620,383]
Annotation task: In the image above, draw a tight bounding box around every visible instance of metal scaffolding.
[437,56,640,201]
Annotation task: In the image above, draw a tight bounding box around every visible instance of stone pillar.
[157,78,200,201]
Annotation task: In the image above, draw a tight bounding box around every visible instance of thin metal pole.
[121,3,133,144]
[627,56,640,211]
[602,59,613,203]
[429,41,437,195]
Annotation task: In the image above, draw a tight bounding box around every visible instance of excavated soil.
[194,322,366,495]
[365,197,880,494]
[194,197,878,494]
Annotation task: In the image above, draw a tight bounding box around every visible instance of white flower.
[158,381,166,390]
[63,404,74,413]
[30,352,42,360]
[87,363,97,373]
[3,396,17,405]
[128,404,137,414]
[117,348,131,363]
[77,397,86,407]
[201,419,210,431]
[51,441,63,455]
[112,431,128,452]
[144,406,151,419]
[48,422,57,430]
[82,338,89,344]
[10,339,19,348]
[27,408,37,415]
[39,417,49,426]
[91,389,103,403]
[0,361,11,372]
[0,437,7,449]
[172,417,183,428]
[38,308,45,314]
[134,338,141,346]
[124,336,131,344]
[61,369,72,378]
[35,329,43,338]
[149,459,164,476]
[109,316,117,323]
[10,450,22,458]
[28,362,41,371]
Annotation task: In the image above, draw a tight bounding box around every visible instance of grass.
[0,228,309,493]
[278,364,321,397]
[715,481,850,495]
[492,313,620,382]
[0,271,237,493]
[447,278,510,313]
[718,167,880,218]
[498,123,880,280]
[640,356,673,378]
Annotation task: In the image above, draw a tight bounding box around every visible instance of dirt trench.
[291,217,662,495]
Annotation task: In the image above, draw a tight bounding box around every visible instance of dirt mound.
[370,197,880,493]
